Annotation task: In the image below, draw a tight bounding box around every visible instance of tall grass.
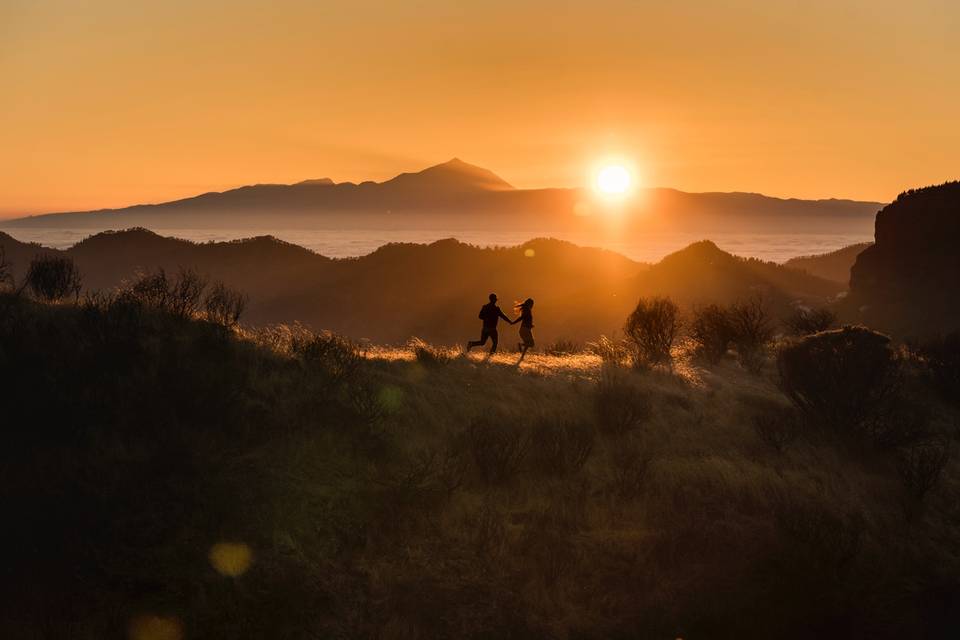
[2,293,959,638]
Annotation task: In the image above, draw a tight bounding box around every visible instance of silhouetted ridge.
[784,242,872,284]
[847,181,960,336]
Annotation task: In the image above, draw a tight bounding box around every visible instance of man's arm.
[498,308,512,322]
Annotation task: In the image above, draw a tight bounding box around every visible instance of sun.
[595,164,631,196]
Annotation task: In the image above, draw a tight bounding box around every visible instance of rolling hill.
[783,242,873,284]
[0,228,843,344]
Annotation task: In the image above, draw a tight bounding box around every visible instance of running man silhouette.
[466,293,514,355]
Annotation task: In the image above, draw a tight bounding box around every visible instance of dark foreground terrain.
[2,284,958,639]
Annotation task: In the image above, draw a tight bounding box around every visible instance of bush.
[624,296,681,366]
[897,438,950,505]
[0,247,12,290]
[291,330,365,390]
[467,414,528,485]
[129,267,207,317]
[545,338,582,356]
[689,304,735,364]
[595,366,652,436]
[605,434,653,498]
[23,255,82,302]
[528,419,595,476]
[783,307,837,336]
[777,326,902,437]
[168,268,207,317]
[204,281,247,327]
[729,294,775,372]
[408,337,453,366]
[753,405,800,453]
[915,333,960,406]
[586,335,629,364]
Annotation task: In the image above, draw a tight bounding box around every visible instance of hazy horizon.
[0,158,890,220]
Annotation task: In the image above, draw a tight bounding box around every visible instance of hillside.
[847,182,960,337]
[784,242,873,284]
[0,229,843,344]
[1,159,882,235]
[2,293,957,638]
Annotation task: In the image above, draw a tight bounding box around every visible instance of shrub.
[689,303,735,364]
[545,339,582,356]
[204,281,247,327]
[915,332,960,406]
[594,366,652,436]
[128,268,207,317]
[624,296,681,366]
[753,405,800,453]
[0,247,12,290]
[897,438,950,505]
[777,501,864,577]
[868,398,929,450]
[291,330,365,389]
[777,326,902,437]
[729,294,775,372]
[167,268,207,317]
[407,337,453,366]
[783,307,837,336]
[586,335,629,364]
[129,269,171,309]
[528,419,595,476]
[467,414,528,485]
[23,255,82,302]
[606,434,653,498]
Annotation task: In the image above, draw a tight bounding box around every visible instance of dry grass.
[4,301,959,639]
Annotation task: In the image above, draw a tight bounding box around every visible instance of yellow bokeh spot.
[128,615,183,640]
[524,248,535,258]
[209,542,253,577]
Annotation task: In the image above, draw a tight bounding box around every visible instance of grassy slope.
[1,295,958,638]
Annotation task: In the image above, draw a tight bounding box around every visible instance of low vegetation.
[2,275,959,639]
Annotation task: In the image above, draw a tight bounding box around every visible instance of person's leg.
[488,329,499,354]
[467,329,490,351]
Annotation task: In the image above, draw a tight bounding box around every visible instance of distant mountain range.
[2,159,882,234]
[0,227,843,344]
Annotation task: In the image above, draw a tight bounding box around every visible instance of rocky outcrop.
[848,181,960,337]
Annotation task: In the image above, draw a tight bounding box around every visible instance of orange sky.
[2,0,959,217]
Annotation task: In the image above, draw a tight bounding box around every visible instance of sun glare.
[596,164,631,196]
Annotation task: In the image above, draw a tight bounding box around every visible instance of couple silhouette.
[465,293,535,360]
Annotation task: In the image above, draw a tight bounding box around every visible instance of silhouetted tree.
[624,296,680,366]
[130,269,171,309]
[689,303,735,364]
[23,255,82,302]
[130,267,207,317]
[204,281,247,327]
[168,268,207,317]
[783,307,837,336]
[729,294,775,372]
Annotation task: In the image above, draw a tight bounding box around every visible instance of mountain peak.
[382,158,514,192]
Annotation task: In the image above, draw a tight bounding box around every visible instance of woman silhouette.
[514,298,535,361]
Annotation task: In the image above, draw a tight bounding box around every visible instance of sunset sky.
[2,0,959,216]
